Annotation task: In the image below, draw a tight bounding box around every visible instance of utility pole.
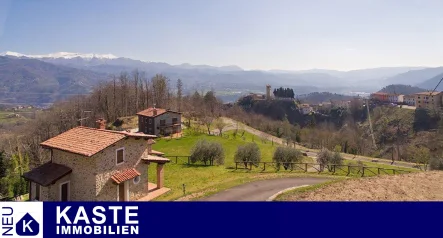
[366,99,377,150]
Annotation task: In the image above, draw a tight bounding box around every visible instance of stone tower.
[266,84,271,100]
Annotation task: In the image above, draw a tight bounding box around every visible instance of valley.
[2,52,443,105]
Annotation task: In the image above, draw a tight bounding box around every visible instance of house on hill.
[388,94,404,104]
[404,95,415,106]
[414,91,443,110]
[22,119,170,201]
[370,92,389,102]
[136,107,182,136]
[299,104,313,115]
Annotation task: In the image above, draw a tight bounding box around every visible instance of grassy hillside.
[150,130,307,200]
[149,127,415,201]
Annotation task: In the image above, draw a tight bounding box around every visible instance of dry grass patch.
[280,171,443,201]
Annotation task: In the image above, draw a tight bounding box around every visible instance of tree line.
[273,87,295,98]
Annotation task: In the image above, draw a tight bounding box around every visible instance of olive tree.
[406,145,430,169]
[214,118,228,136]
[316,148,343,171]
[272,147,302,171]
[234,143,261,168]
[190,139,224,165]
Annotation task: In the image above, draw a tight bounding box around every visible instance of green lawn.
[149,129,416,201]
[150,130,313,201]
[0,109,34,125]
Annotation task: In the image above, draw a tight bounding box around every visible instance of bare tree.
[201,116,214,135]
[151,74,169,108]
[214,118,228,136]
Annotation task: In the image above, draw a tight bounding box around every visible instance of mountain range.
[1,51,443,105]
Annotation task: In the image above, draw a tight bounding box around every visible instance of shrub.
[273,147,302,170]
[316,148,333,167]
[190,139,225,165]
[234,143,261,168]
[429,157,443,171]
[330,151,344,165]
[316,148,343,171]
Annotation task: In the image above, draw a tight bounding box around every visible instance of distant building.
[248,93,266,100]
[414,92,443,110]
[319,102,332,110]
[404,95,415,106]
[388,94,404,104]
[370,92,389,102]
[137,107,182,136]
[300,104,313,115]
[331,100,351,108]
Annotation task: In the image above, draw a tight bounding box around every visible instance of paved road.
[200,177,330,201]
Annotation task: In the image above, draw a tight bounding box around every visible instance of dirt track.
[282,171,443,201]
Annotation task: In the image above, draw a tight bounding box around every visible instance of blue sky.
[1,0,443,70]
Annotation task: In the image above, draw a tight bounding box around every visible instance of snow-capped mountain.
[1,51,244,74]
[0,51,118,60]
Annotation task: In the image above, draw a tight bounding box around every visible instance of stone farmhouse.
[137,107,182,136]
[22,119,170,201]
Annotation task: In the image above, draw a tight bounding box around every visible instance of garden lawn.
[150,130,313,201]
[149,130,415,201]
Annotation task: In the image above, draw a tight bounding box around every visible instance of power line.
[430,76,443,95]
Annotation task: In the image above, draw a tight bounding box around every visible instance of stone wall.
[49,149,96,201]
[95,138,150,201]
[46,174,72,201]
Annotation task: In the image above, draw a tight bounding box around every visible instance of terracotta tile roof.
[111,168,141,184]
[142,155,170,163]
[22,162,72,186]
[136,107,182,117]
[136,108,167,117]
[150,150,165,156]
[40,127,156,157]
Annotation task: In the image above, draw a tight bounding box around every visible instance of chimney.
[96,118,106,130]
[153,108,157,116]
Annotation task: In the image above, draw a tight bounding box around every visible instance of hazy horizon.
[1,0,443,71]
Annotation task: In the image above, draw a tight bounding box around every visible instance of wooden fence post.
[176,156,178,164]
[362,167,365,177]
[305,163,308,172]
